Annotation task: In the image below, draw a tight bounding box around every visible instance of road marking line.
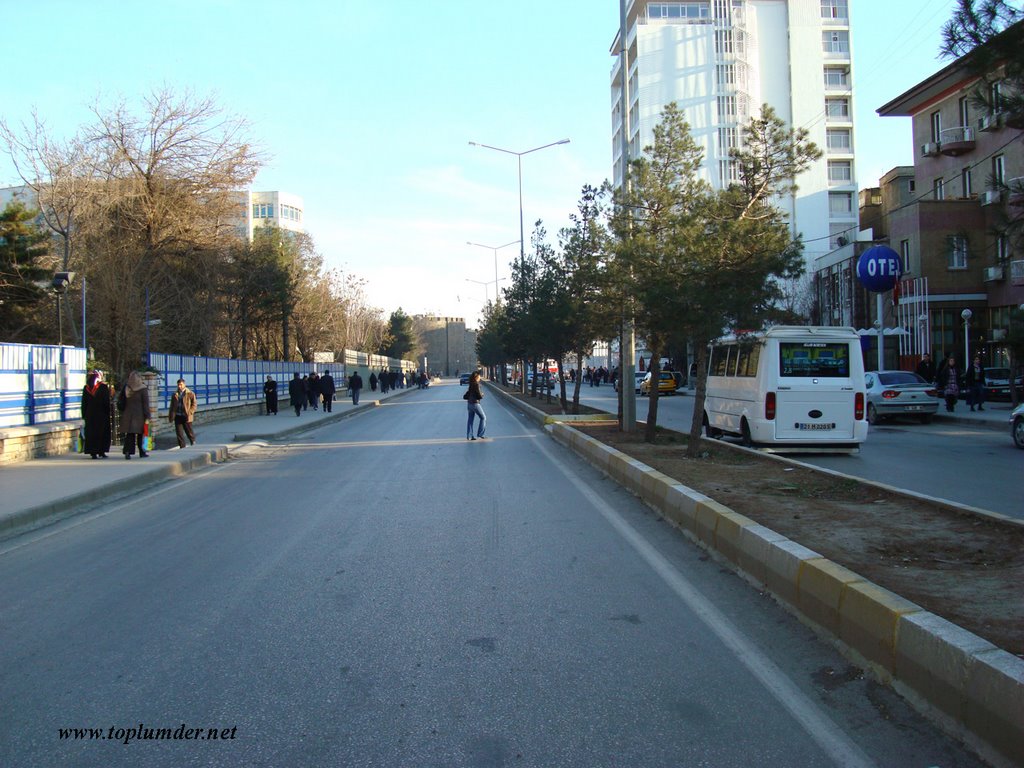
[533,434,876,768]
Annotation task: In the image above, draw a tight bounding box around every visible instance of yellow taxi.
[640,370,678,396]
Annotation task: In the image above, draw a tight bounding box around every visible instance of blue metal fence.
[0,343,88,428]
[147,351,417,411]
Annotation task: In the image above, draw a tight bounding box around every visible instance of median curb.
[547,421,1023,768]
[487,381,1024,767]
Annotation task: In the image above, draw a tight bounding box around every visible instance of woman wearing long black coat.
[118,370,151,459]
[81,371,112,459]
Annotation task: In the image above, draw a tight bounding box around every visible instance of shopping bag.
[76,427,85,454]
[143,435,154,452]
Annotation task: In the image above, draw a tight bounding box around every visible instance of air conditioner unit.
[984,265,1004,281]
[978,113,1000,132]
[980,189,1002,206]
[921,142,940,157]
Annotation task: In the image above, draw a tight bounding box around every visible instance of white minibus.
[702,326,868,452]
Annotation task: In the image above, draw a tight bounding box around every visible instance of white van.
[702,326,868,452]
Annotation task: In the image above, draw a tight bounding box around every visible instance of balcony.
[939,126,975,156]
[1005,109,1024,130]
[980,189,1003,206]
[984,266,1004,282]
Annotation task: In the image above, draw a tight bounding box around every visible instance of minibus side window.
[734,346,748,377]
[727,346,740,376]
[744,344,760,376]
[712,346,730,376]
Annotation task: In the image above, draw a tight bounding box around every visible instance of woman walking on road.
[464,371,486,441]
[118,370,150,459]
[81,370,111,459]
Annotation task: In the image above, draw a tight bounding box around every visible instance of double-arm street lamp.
[467,139,570,267]
[469,139,569,391]
[466,239,519,304]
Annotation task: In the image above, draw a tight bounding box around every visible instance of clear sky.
[0,0,961,329]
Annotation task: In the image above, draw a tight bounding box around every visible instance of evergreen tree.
[0,202,51,341]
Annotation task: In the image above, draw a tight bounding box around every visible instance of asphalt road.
[572,384,1022,519]
[0,383,986,767]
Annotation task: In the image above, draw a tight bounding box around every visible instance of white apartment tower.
[610,0,856,267]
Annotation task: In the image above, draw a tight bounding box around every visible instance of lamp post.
[467,239,519,303]
[961,308,973,364]
[469,139,569,392]
[465,278,491,304]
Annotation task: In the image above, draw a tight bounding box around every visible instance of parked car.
[1011,402,1024,449]
[459,372,471,385]
[864,370,939,424]
[614,371,646,394]
[983,366,1024,401]
[640,370,678,396]
[526,371,556,390]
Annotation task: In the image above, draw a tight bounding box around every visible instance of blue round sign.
[856,245,902,292]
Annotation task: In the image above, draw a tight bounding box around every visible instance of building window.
[717,95,737,121]
[992,154,1005,185]
[717,126,738,153]
[990,80,1004,111]
[648,2,711,20]
[825,97,850,118]
[900,239,911,273]
[715,29,734,54]
[822,30,849,55]
[716,63,735,89]
[821,0,848,20]
[958,96,970,128]
[933,178,945,200]
[909,178,916,193]
[827,160,852,184]
[823,67,849,88]
[996,234,1009,262]
[930,111,942,142]
[829,191,853,215]
[826,128,851,151]
[718,159,738,184]
[962,167,972,197]
[948,235,968,269]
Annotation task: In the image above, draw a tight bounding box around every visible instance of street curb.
[0,445,229,540]
[232,397,397,441]
[544,419,1023,768]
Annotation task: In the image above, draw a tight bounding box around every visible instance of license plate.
[796,423,835,430]
[906,405,923,411]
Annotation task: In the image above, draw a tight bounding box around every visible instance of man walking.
[349,370,363,405]
[168,378,197,448]
[321,370,336,412]
[289,373,305,417]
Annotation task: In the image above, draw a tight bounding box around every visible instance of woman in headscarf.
[118,370,151,459]
[81,370,112,459]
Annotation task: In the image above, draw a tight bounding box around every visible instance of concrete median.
[541,417,1023,768]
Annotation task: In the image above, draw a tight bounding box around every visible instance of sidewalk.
[929,398,1016,430]
[0,386,417,541]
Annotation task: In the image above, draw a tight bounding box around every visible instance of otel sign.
[856,245,902,292]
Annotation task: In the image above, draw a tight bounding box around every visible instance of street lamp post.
[465,278,491,304]
[961,308,973,364]
[467,239,519,303]
[469,139,569,392]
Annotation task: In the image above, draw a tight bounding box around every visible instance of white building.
[237,190,305,240]
[610,0,856,268]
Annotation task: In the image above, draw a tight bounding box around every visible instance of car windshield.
[877,372,927,385]
[986,368,1010,380]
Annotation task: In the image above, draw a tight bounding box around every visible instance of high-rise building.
[235,190,305,240]
[610,0,856,267]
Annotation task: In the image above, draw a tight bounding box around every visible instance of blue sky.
[0,0,960,328]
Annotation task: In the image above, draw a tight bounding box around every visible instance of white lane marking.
[533,435,876,768]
